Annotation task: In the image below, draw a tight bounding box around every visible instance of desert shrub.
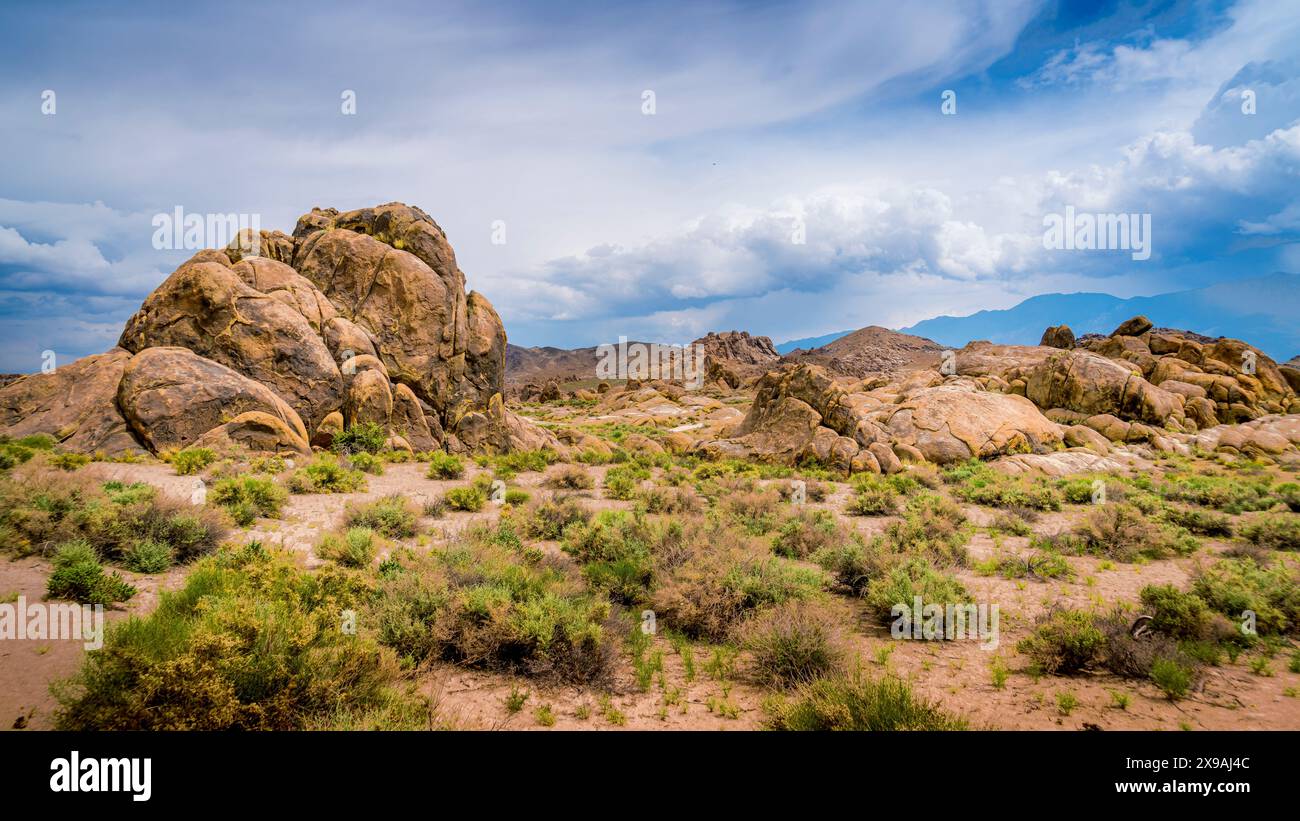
[210,476,288,525]
[48,452,91,471]
[445,484,487,512]
[981,549,1073,581]
[544,464,593,490]
[332,421,386,455]
[491,448,558,475]
[776,478,830,503]
[122,539,173,574]
[988,509,1034,536]
[371,537,615,684]
[1241,515,1300,551]
[518,495,592,541]
[845,481,900,516]
[0,468,226,564]
[882,492,969,566]
[1191,558,1300,635]
[247,455,286,474]
[736,600,845,688]
[1060,503,1198,561]
[813,536,890,595]
[1277,483,1300,512]
[286,454,367,494]
[46,540,137,605]
[1017,607,1105,674]
[425,451,465,480]
[765,670,965,730]
[1140,584,1212,640]
[347,452,385,475]
[317,527,379,567]
[172,447,216,476]
[1162,505,1233,537]
[863,557,968,622]
[944,459,1061,510]
[719,489,783,535]
[1159,473,1278,513]
[1150,656,1195,699]
[604,463,649,500]
[54,544,411,729]
[772,509,846,559]
[344,494,418,538]
[504,488,530,506]
[650,548,824,641]
[636,484,703,515]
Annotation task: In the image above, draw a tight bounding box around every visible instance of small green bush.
[317,527,378,567]
[122,539,173,574]
[172,448,216,476]
[345,495,418,538]
[445,485,487,512]
[46,540,137,605]
[210,476,288,523]
[425,451,465,480]
[286,454,368,494]
[765,670,966,730]
[1241,515,1300,551]
[1017,608,1105,674]
[332,422,387,455]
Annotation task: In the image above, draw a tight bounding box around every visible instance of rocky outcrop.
[1040,325,1074,349]
[117,347,308,453]
[0,202,556,458]
[118,256,343,432]
[695,363,1061,467]
[0,348,143,455]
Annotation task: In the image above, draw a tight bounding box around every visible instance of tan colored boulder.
[1110,315,1153,337]
[345,368,393,429]
[622,433,665,456]
[851,449,881,474]
[117,347,307,453]
[1040,325,1075,349]
[230,256,337,332]
[875,383,1062,463]
[0,348,144,455]
[192,411,311,455]
[893,442,927,464]
[391,383,441,451]
[1064,425,1110,454]
[117,258,343,431]
[292,204,504,420]
[322,316,378,362]
[312,411,344,449]
[1025,350,1182,426]
[868,442,903,474]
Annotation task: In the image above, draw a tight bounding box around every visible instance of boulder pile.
[0,202,559,457]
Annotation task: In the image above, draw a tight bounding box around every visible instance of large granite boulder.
[0,348,143,455]
[116,347,308,453]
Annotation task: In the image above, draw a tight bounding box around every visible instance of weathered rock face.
[697,363,1061,467]
[694,331,780,366]
[117,347,308,453]
[118,257,343,432]
[0,348,144,454]
[1040,325,1075,349]
[292,202,504,422]
[0,201,552,457]
[1025,349,1184,427]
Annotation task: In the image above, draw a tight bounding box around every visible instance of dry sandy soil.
[4,445,1299,732]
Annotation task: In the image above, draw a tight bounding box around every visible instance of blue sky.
[0,0,1297,371]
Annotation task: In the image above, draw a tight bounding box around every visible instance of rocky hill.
[0,202,557,457]
[780,325,944,377]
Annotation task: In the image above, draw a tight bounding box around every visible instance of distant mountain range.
[776,273,1300,362]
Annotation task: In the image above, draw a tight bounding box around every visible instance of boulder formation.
[0,202,558,457]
